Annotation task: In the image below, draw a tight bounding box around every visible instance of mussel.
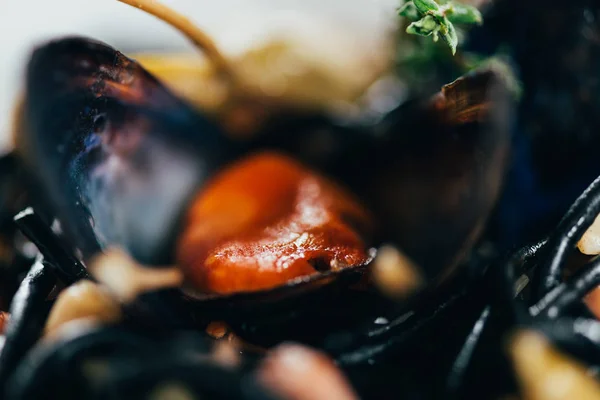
[7,0,518,357]
[17,36,235,265]
[0,14,525,399]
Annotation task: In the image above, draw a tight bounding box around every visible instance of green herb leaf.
[413,0,440,14]
[438,16,458,55]
[446,3,483,25]
[406,15,439,37]
[400,0,483,55]
[398,2,421,21]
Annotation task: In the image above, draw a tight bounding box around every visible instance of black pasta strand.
[13,208,90,284]
[445,305,491,395]
[92,358,280,400]
[440,172,600,399]
[330,273,469,367]
[5,326,153,400]
[532,318,600,368]
[442,240,545,398]
[532,174,600,299]
[0,259,56,395]
[530,257,600,320]
[5,325,276,400]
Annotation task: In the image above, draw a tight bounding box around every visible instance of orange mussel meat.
[176,152,373,295]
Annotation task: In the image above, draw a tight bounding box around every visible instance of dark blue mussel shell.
[18,37,236,265]
[255,67,514,279]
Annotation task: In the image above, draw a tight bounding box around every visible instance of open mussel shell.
[203,66,513,347]
[368,67,513,281]
[17,37,237,266]
[256,65,514,283]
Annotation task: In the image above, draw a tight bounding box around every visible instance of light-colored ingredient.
[148,381,196,400]
[126,0,391,137]
[257,343,359,400]
[509,330,600,400]
[211,340,241,368]
[372,244,423,299]
[576,213,600,318]
[117,0,233,80]
[133,34,390,138]
[578,213,600,255]
[89,248,184,303]
[44,280,121,336]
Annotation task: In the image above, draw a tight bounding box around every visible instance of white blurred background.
[0,0,399,151]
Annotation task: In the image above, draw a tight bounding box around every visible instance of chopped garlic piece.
[510,331,600,400]
[372,245,423,299]
[257,344,358,400]
[45,280,121,336]
[578,214,600,255]
[148,382,196,400]
[211,340,241,368]
[89,248,184,303]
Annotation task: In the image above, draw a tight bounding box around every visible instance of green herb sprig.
[399,0,482,55]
